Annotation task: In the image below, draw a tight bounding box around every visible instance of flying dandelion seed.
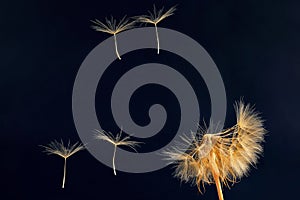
[40,140,85,188]
[164,101,266,200]
[94,129,141,175]
[91,16,136,60]
[135,5,176,54]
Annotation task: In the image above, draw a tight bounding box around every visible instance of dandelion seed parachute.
[94,129,141,175]
[164,101,266,200]
[40,140,85,188]
[91,16,136,60]
[134,5,176,54]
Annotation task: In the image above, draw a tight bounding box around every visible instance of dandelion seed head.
[164,101,267,193]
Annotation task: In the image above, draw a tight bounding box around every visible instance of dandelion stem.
[212,170,224,200]
[62,158,67,189]
[113,145,117,175]
[154,24,160,54]
[113,33,121,60]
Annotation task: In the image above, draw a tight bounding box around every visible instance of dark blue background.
[1,0,299,199]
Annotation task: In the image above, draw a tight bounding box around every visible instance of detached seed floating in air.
[135,5,176,54]
[94,129,141,175]
[40,140,85,188]
[91,16,136,60]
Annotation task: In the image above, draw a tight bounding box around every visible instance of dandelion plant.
[135,5,176,54]
[94,129,141,175]
[164,101,266,200]
[91,16,135,60]
[40,140,85,188]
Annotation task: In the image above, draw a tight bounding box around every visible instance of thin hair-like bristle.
[91,16,136,34]
[134,5,177,25]
[94,129,141,149]
[40,140,85,159]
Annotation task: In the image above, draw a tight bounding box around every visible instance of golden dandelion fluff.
[164,101,266,200]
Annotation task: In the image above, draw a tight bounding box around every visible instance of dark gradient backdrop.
[1,0,299,199]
